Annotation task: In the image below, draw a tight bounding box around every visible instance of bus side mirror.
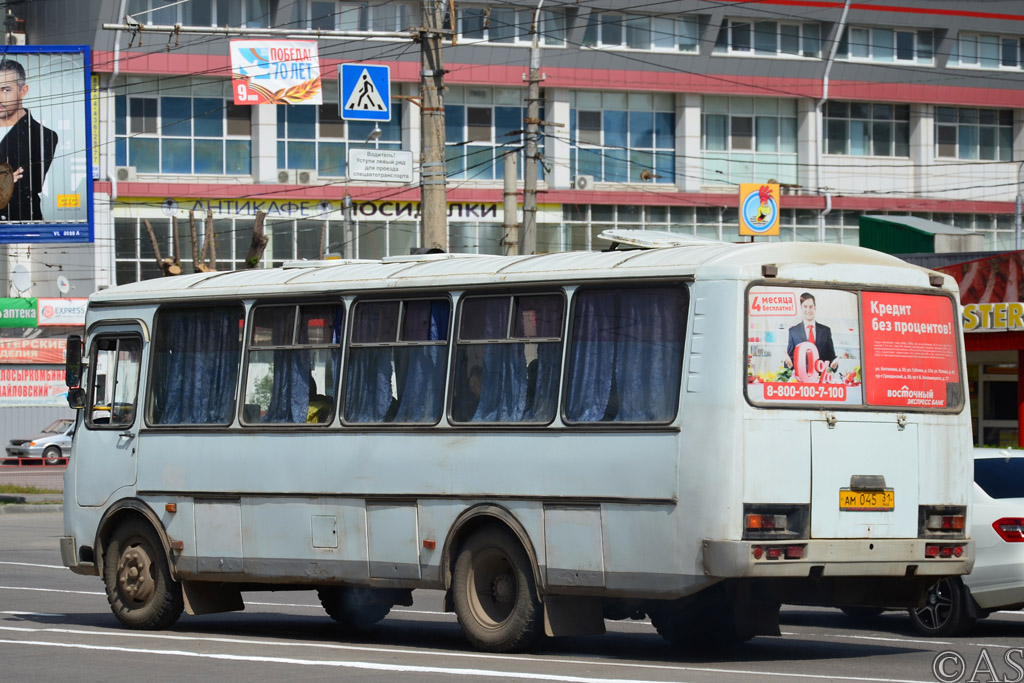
[65,335,83,388]
[67,387,86,410]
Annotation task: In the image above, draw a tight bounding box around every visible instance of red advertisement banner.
[0,336,65,363]
[861,292,959,408]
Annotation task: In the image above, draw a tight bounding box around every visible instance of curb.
[0,500,63,514]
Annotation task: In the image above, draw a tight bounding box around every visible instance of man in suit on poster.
[785,292,838,371]
[0,58,58,221]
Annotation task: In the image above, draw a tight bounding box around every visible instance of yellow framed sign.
[739,183,780,236]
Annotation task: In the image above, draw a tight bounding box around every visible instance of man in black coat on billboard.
[0,58,57,221]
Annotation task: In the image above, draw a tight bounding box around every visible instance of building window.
[715,19,820,58]
[115,79,251,175]
[702,96,798,185]
[952,33,1024,69]
[935,107,1013,161]
[570,91,675,184]
[308,1,413,32]
[823,101,910,157]
[453,6,565,46]
[445,85,538,181]
[277,81,402,175]
[129,0,270,27]
[583,13,700,52]
[837,26,933,64]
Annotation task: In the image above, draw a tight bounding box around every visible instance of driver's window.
[87,337,141,429]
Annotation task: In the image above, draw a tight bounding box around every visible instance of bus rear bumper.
[702,538,974,578]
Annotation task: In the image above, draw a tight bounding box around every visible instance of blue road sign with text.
[340,64,391,122]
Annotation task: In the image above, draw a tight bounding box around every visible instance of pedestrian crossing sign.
[339,64,391,122]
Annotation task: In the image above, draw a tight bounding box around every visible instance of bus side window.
[87,337,141,429]
[344,298,450,425]
[242,303,343,425]
[150,305,245,425]
[451,293,563,424]
[564,286,687,424]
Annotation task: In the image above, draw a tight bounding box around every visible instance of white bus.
[60,232,973,652]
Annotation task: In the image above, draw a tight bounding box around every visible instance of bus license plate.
[839,489,894,512]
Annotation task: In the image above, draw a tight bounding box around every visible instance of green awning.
[859,214,984,255]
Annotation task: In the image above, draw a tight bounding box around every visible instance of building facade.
[1,0,1023,446]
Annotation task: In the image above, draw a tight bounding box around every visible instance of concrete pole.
[503,152,519,256]
[522,2,544,255]
[420,0,448,251]
[342,194,354,259]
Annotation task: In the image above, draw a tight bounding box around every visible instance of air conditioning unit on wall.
[115,166,138,182]
[573,175,594,190]
[278,169,318,184]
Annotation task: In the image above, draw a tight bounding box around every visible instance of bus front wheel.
[452,528,542,653]
[103,518,183,630]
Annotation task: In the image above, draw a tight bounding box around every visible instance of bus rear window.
[746,286,961,410]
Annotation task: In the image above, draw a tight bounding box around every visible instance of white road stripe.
[1,611,63,617]
[0,585,103,596]
[0,561,65,570]
[0,639,675,683]
[0,626,934,682]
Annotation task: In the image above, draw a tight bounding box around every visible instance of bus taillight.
[745,513,786,531]
[924,544,965,558]
[926,515,966,531]
[992,518,1024,542]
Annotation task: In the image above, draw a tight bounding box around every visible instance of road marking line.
[0,626,935,682]
[781,630,953,646]
[1,611,63,617]
[0,585,103,596]
[0,562,65,570]
[0,639,679,682]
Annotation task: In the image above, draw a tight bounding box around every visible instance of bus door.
[76,326,145,507]
[809,419,919,539]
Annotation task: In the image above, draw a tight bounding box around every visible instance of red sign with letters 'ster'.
[861,292,959,408]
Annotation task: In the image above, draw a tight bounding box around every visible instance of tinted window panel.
[976,457,1024,499]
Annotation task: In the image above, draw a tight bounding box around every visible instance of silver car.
[5,418,75,465]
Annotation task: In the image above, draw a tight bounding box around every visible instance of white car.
[4,418,75,466]
[908,448,1024,636]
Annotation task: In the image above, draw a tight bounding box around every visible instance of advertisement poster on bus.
[747,286,862,405]
[861,292,960,408]
[0,46,93,244]
[229,40,322,106]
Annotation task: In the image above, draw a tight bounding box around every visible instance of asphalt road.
[3,511,1024,683]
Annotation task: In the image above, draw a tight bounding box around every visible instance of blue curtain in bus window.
[263,349,311,423]
[391,301,449,423]
[613,289,685,421]
[263,313,311,423]
[344,302,397,422]
[564,293,616,422]
[472,302,527,422]
[565,287,686,422]
[151,307,242,424]
[522,342,561,422]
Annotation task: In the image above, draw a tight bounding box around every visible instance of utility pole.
[420,0,448,252]
[522,2,544,256]
[503,152,519,256]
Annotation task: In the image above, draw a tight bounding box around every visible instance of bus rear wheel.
[452,528,541,653]
[317,587,393,630]
[103,518,183,630]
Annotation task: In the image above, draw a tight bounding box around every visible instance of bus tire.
[840,606,885,620]
[43,446,62,466]
[452,528,542,653]
[103,518,183,630]
[908,577,973,637]
[317,587,392,630]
